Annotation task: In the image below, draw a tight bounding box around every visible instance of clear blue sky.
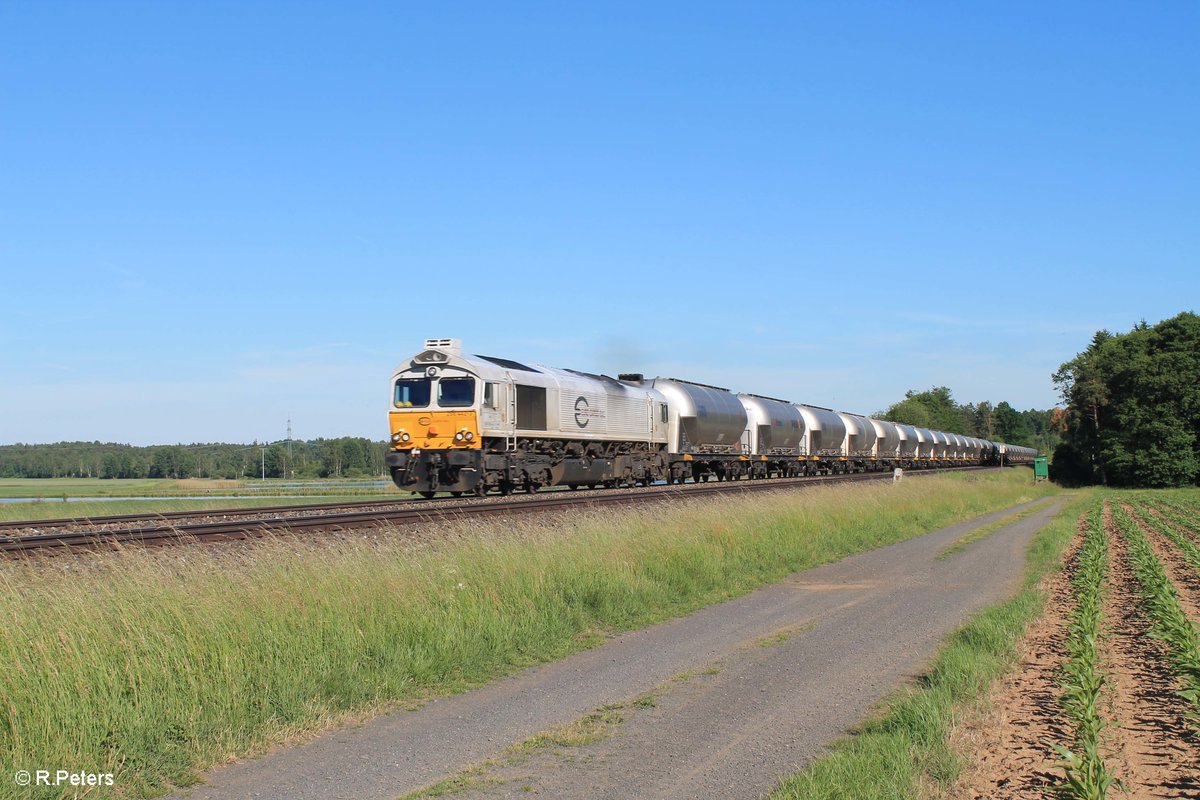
[1,2,1196,446]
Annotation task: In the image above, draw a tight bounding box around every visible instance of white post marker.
[893,467,903,483]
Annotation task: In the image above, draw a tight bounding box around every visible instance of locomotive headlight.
[394,430,410,443]
[391,432,402,443]
[454,431,465,442]
[465,431,475,442]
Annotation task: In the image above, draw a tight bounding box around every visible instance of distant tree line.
[1051,311,1199,487]
[0,438,388,480]
[876,387,1060,454]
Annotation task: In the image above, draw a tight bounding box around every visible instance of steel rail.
[0,467,992,556]
[0,496,435,533]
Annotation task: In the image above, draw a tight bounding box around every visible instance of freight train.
[386,339,1037,497]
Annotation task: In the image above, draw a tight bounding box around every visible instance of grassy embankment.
[0,468,1052,799]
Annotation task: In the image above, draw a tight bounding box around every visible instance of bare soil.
[948,518,1082,799]
[1147,504,1200,542]
[1095,502,1198,798]
[1125,503,1200,626]
[951,501,1200,800]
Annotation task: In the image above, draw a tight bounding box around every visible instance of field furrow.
[1145,503,1200,565]
[949,493,1200,800]
[1152,500,1200,539]
[952,521,1083,799]
[1128,504,1200,624]
[1101,502,1200,797]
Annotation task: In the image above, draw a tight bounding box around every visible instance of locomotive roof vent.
[618,373,644,384]
[424,338,462,353]
[414,338,462,365]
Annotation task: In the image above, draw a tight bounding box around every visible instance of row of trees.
[0,438,389,480]
[1052,311,1199,487]
[875,387,1060,453]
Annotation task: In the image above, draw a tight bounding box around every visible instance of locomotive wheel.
[451,491,463,497]
[419,491,436,499]
[568,484,579,490]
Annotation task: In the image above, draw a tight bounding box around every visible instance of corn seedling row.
[1150,497,1200,537]
[1136,503,1200,577]
[1112,503,1200,722]
[1055,501,1118,800]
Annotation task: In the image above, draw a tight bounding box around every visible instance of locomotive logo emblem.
[574,396,589,428]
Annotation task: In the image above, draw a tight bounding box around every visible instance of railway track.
[0,496,433,534]
[0,467,993,556]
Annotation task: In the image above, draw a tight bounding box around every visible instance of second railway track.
[0,467,993,556]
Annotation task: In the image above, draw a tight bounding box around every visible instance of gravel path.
[171,495,1063,800]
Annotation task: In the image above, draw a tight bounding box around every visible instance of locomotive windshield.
[437,377,476,407]
[394,378,431,408]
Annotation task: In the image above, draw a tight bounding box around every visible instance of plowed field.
[956,495,1200,799]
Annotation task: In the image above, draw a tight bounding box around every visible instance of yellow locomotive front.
[386,339,485,497]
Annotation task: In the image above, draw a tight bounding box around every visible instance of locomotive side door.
[480,375,517,451]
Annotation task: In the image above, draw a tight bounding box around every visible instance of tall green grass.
[0,470,1052,799]
[769,490,1091,800]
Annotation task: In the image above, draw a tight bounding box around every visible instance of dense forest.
[0,438,388,480]
[1051,311,1199,487]
[875,387,1059,454]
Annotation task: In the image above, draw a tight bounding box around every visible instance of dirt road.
[173,496,1064,800]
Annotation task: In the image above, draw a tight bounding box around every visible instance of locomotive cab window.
[483,382,500,409]
[394,378,431,408]
[437,377,476,407]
